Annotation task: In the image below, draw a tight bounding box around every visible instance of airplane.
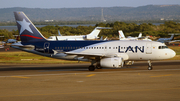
[119,30,152,41]
[6,39,17,43]
[157,34,180,43]
[47,27,111,41]
[11,11,176,71]
[0,41,4,48]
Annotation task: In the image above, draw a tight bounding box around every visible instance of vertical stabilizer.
[58,30,62,36]
[138,33,142,38]
[86,27,101,39]
[118,30,125,40]
[170,34,174,40]
[14,12,46,42]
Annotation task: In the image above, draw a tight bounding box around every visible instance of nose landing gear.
[148,60,153,70]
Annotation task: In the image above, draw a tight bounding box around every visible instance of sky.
[0,0,180,8]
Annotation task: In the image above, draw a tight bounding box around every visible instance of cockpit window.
[158,46,168,49]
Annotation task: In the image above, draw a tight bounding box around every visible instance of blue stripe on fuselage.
[21,40,108,53]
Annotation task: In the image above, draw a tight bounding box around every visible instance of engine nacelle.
[100,57,124,68]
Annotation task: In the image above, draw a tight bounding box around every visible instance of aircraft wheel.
[148,66,153,70]
[89,65,95,71]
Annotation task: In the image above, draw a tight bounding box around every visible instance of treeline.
[0,21,180,41]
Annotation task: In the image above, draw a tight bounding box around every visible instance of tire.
[148,66,153,70]
[89,65,95,71]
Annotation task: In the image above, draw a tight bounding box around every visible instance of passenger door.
[146,43,152,54]
[44,42,50,53]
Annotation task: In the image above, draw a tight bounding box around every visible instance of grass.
[0,46,179,64]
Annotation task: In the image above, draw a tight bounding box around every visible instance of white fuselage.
[64,40,175,61]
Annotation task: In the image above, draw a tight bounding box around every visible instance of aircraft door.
[44,42,50,53]
[146,43,152,54]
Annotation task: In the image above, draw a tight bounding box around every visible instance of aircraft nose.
[170,49,176,58]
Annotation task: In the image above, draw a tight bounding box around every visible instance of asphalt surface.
[0,60,180,101]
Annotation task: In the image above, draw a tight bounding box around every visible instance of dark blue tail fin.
[14,12,47,42]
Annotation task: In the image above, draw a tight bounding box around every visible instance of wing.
[65,51,129,60]
[65,51,105,57]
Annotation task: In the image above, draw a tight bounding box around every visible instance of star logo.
[17,19,33,34]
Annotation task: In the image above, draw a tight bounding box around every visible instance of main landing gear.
[88,65,95,71]
[88,60,96,71]
[148,60,153,70]
[88,61,102,71]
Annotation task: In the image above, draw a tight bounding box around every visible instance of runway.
[0,60,180,101]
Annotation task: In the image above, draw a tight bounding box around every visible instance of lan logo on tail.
[17,19,33,34]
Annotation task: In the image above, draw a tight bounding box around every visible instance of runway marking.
[150,74,172,77]
[0,69,180,78]
[10,76,30,79]
[0,87,180,98]
[86,74,96,77]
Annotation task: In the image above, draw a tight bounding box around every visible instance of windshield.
[158,46,168,49]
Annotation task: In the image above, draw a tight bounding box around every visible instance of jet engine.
[100,57,124,68]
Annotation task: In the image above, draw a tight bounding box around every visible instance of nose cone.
[170,49,176,58]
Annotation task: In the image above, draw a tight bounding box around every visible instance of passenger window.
[109,47,111,49]
[99,47,101,49]
[94,47,96,49]
[102,47,104,49]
